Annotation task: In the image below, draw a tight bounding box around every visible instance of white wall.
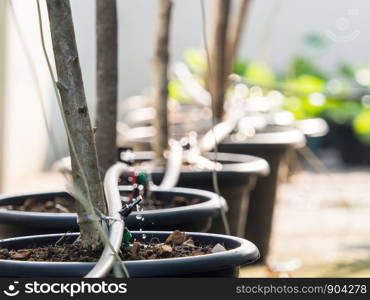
[71,0,370,103]
[1,0,51,192]
[242,0,368,73]
[1,0,369,191]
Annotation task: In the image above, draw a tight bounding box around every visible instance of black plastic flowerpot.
[0,187,226,239]
[121,151,269,238]
[217,126,305,262]
[323,121,370,165]
[0,231,259,277]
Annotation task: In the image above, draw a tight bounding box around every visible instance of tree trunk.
[153,0,172,164]
[95,0,118,176]
[209,0,231,123]
[226,0,252,75]
[46,0,106,249]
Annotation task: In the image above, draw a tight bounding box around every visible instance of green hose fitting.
[137,172,148,185]
[123,230,133,247]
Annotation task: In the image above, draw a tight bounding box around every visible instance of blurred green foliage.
[289,56,327,80]
[235,54,370,145]
[353,109,370,144]
[184,48,207,74]
[168,79,190,103]
[171,48,370,145]
[244,62,275,87]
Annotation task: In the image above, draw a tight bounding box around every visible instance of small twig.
[54,231,71,246]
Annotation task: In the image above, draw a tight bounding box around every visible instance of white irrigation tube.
[123,107,156,126]
[184,151,222,171]
[51,156,72,174]
[85,144,183,276]
[159,139,183,188]
[52,139,183,190]
[172,62,211,106]
[198,118,238,153]
[85,162,128,278]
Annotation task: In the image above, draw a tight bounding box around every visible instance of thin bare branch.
[95,0,118,176]
[153,0,173,164]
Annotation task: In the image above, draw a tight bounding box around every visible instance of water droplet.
[142,234,147,240]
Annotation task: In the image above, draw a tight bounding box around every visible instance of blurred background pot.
[218,125,305,262]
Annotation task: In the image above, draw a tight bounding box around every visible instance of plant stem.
[46,0,106,249]
[153,0,172,164]
[209,0,231,123]
[226,0,252,75]
[95,0,118,176]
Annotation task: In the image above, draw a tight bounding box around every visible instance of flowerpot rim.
[0,231,259,277]
[128,151,270,176]
[0,187,227,229]
[296,118,329,138]
[222,127,306,148]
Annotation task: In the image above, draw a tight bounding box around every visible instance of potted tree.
[0,0,229,239]
[0,0,260,277]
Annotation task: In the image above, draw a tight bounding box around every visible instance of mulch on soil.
[0,230,226,262]
[6,197,75,213]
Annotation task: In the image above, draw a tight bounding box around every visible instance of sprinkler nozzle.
[119,196,143,218]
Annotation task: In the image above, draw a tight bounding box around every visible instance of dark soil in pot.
[0,187,226,239]
[0,231,259,277]
[218,125,305,262]
[0,230,219,261]
[120,151,269,238]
